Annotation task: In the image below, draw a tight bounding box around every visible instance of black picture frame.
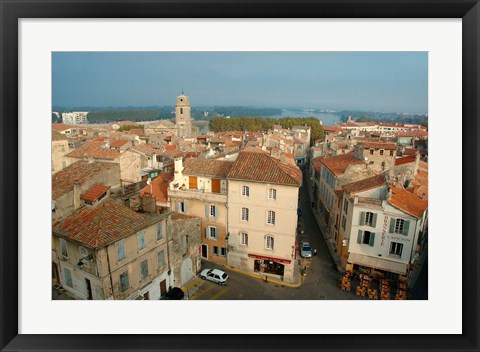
[1,1,479,351]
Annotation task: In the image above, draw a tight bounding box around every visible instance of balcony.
[168,188,227,203]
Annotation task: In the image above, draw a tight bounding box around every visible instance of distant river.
[271,109,340,126]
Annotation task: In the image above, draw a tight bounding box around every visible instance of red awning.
[248,253,291,264]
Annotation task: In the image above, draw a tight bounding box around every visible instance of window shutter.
[360,212,365,225]
[206,227,210,239]
[205,205,209,217]
[369,233,375,246]
[214,206,218,219]
[403,220,410,235]
[389,218,395,233]
[372,213,377,227]
[357,230,362,244]
[175,201,179,212]
[184,202,187,212]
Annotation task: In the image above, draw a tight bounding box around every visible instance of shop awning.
[248,253,291,264]
[348,253,407,275]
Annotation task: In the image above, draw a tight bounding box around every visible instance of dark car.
[161,287,185,300]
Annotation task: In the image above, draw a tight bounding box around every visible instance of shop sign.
[248,253,291,264]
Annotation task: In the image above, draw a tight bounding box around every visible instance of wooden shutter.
[360,212,365,225]
[369,233,375,246]
[357,230,362,244]
[403,220,410,235]
[175,201,179,212]
[389,218,395,233]
[214,206,218,219]
[212,178,221,193]
[372,213,377,227]
[205,205,209,217]
[189,176,197,189]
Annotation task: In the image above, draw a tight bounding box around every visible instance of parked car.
[200,268,229,285]
[161,287,185,300]
[300,241,312,258]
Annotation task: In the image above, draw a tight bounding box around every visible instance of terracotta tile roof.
[163,144,177,151]
[320,153,365,177]
[312,157,323,173]
[164,136,172,141]
[225,140,242,148]
[395,155,417,166]
[388,187,428,218]
[342,174,386,194]
[52,123,74,131]
[128,128,145,136]
[133,144,157,156]
[67,141,121,160]
[360,141,397,150]
[227,148,302,186]
[183,158,233,177]
[404,148,417,156]
[81,184,111,202]
[53,200,151,248]
[418,161,428,171]
[52,161,118,200]
[52,130,67,141]
[209,137,226,143]
[140,173,173,203]
[110,139,130,148]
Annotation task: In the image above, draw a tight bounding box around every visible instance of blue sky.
[52,52,428,114]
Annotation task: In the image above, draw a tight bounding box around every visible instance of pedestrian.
[313,248,317,256]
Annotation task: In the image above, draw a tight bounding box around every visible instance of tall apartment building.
[62,112,89,125]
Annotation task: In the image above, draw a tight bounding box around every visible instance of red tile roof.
[52,130,67,141]
[388,187,428,218]
[52,123,74,131]
[163,144,177,151]
[133,144,157,156]
[320,153,365,177]
[312,157,323,173]
[227,148,302,186]
[67,141,121,160]
[360,141,397,150]
[80,184,110,202]
[323,126,339,133]
[395,155,417,166]
[129,128,145,136]
[183,158,233,177]
[342,174,386,194]
[110,139,130,148]
[140,173,173,203]
[164,136,172,141]
[52,161,119,200]
[53,200,151,248]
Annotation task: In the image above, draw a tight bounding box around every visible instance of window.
[79,247,89,268]
[241,185,250,197]
[267,210,276,225]
[137,231,145,251]
[341,216,346,230]
[116,240,125,261]
[390,218,410,235]
[268,188,277,200]
[140,260,149,280]
[221,247,227,256]
[157,250,165,268]
[156,223,163,241]
[380,149,384,156]
[265,236,274,250]
[63,268,73,287]
[210,205,217,218]
[343,200,348,213]
[389,242,403,257]
[389,150,394,156]
[370,149,374,155]
[180,201,186,213]
[357,230,375,247]
[119,271,129,292]
[60,238,68,258]
[241,232,248,246]
[213,246,219,256]
[241,207,249,221]
[180,107,183,114]
[365,212,375,227]
[207,226,217,240]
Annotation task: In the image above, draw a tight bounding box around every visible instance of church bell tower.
[175,92,192,138]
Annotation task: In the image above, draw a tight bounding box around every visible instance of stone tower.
[175,93,192,138]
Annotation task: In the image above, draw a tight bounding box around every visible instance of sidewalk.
[224,264,303,288]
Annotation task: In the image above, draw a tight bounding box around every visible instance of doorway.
[201,244,208,259]
[85,278,93,300]
[160,279,167,297]
[143,291,149,300]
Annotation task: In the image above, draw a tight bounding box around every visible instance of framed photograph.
[1,0,478,351]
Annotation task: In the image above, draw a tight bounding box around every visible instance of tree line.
[209,116,324,144]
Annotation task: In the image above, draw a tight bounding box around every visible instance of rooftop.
[109,139,130,148]
[53,199,151,248]
[183,158,233,178]
[342,174,386,194]
[80,184,111,202]
[360,141,397,150]
[388,186,428,218]
[320,153,365,177]
[395,155,417,166]
[140,173,173,203]
[67,141,121,160]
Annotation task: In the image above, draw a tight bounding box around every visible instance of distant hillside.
[335,110,428,127]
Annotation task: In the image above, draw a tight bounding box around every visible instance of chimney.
[174,157,183,181]
[73,181,81,210]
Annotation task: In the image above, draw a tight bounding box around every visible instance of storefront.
[248,253,291,278]
[347,253,408,281]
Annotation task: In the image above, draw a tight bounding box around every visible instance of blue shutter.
[205,205,209,217]
[214,206,218,219]
[403,220,410,235]
[369,233,375,247]
[360,212,365,225]
[389,218,395,233]
[372,213,377,227]
[357,230,362,244]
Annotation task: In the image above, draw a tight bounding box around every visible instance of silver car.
[200,268,229,285]
[300,242,312,258]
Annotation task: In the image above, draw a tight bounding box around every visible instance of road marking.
[190,283,215,300]
[182,278,202,292]
[209,287,230,300]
